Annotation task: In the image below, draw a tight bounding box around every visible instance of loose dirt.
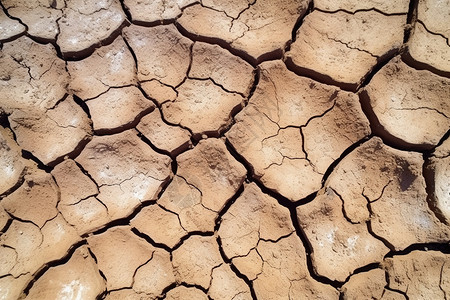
[0,0,449,299]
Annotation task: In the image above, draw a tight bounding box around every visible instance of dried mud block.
[67,36,137,100]
[57,0,125,55]
[325,137,450,250]
[124,0,196,23]
[0,214,80,278]
[76,130,171,220]
[2,168,59,227]
[417,0,449,38]
[190,42,255,96]
[297,189,389,282]
[9,96,92,165]
[172,235,223,289]
[51,159,99,206]
[365,57,450,147]
[159,138,245,232]
[0,127,27,195]
[218,184,338,299]
[303,91,370,174]
[384,251,449,299]
[123,24,192,86]
[227,61,368,200]
[256,235,339,299]
[0,9,25,41]
[178,0,309,63]
[140,80,177,105]
[0,274,32,300]
[218,183,295,258]
[3,0,62,40]
[341,269,387,300]
[133,249,175,297]
[0,205,9,232]
[314,0,409,13]
[25,246,105,299]
[208,263,252,300]
[0,36,68,113]
[162,79,244,135]
[104,289,147,300]
[87,226,154,290]
[131,204,187,248]
[86,86,155,133]
[381,290,407,300]
[58,196,110,235]
[137,109,192,156]
[158,176,216,232]
[426,139,450,224]
[287,11,405,90]
[165,286,209,300]
[407,22,450,74]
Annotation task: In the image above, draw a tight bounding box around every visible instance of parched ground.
[0,0,449,299]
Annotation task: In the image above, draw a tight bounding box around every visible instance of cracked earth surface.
[0,0,449,299]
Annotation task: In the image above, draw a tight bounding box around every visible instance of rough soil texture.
[0,0,449,299]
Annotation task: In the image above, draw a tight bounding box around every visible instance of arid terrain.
[0,0,449,299]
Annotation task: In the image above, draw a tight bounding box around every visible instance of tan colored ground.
[0,0,449,299]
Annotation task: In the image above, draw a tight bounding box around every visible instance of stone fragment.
[426,139,450,224]
[227,61,368,200]
[123,24,192,86]
[52,159,98,205]
[172,235,223,289]
[384,251,449,299]
[68,36,137,99]
[86,86,155,133]
[137,109,192,156]
[325,137,450,250]
[87,226,154,290]
[341,269,386,300]
[381,290,407,300]
[209,263,252,300]
[3,0,62,40]
[314,0,409,13]
[0,36,68,113]
[57,0,126,55]
[25,246,105,299]
[364,57,450,147]
[287,11,405,90]
[9,96,92,165]
[297,188,389,282]
[190,42,255,96]
[2,168,59,227]
[58,196,110,235]
[0,10,25,41]
[0,205,9,232]
[218,183,338,299]
[131,204,186,248]
[124,0,196,23]
[0,215,80,278]
[133,249,175,297]
[162,79,244,136]
[0,127,27,195]
[407,22,450,74]
[140,80,177,105]
[219,183,294,258]
[178,0,309,63]
[165,286,208,300]
[76,130,172,220]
